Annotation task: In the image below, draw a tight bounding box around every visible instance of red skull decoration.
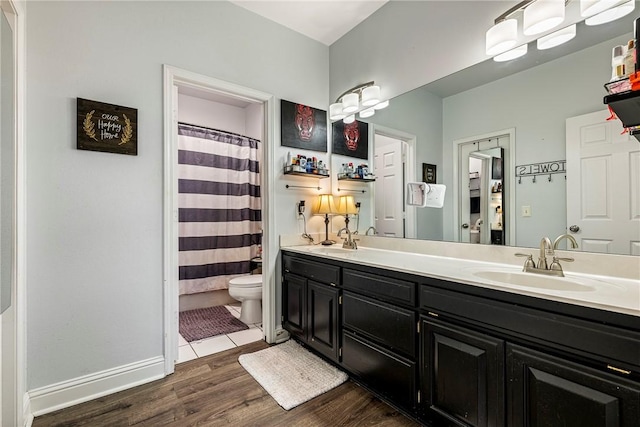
[295,104,315,141]
[343,121,360,151]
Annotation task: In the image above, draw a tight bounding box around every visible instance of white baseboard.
[28,356,165,418]
[23,392,33,427]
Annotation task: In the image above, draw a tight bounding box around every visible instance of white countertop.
[282,245,640,318]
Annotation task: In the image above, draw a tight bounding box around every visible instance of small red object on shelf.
[631,72,640,91]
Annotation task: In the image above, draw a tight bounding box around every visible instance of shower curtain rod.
[178,121,259,141]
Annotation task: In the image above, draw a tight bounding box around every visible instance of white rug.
[238,340,348,410]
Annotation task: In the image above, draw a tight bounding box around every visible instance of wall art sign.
[77,98,137,155]
[515,160,566,177]
[422,163,437,184]
[280,99,327,152]
[332,120,369,159]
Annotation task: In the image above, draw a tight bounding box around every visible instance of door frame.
[162,66,275,374]
[371,124,417,239]
[452,128,515,245]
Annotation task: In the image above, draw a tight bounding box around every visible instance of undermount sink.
[472,270,596,292]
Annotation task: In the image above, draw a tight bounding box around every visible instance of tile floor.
[177,303,264,364]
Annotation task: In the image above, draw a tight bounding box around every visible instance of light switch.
[522,205,532,217]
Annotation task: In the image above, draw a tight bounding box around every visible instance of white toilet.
[228,275,262,324]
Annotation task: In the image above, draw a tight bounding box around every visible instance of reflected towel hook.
[548,174,552,182]
[532,175,536,183]
[518,176,522,184]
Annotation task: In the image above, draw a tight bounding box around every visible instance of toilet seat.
[229,275,262,287]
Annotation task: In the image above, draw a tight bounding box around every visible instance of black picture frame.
[77,98,138,155]
[331,120,369,159]
[280,99,327,152]
[492,156,503,180]
[422,163,437,184]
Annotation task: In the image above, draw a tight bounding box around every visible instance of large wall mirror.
[338,13,638,256]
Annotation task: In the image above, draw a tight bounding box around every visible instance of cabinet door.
[307,280,340,361]
[282,273,306,340]
[508,343,640,427]
[421,317,505,427]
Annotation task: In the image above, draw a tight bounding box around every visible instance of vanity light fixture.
[584,0,634,25]
[486,0,631,62]
[330,81,389,123]
[537,24,577,49]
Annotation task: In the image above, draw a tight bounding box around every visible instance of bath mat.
[179,306,248,342]
[238,340,348,410]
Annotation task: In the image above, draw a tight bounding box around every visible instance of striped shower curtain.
[178,123,262,295]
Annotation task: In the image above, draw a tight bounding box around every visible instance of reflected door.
[566,110,640,255]
[374,135,404,237]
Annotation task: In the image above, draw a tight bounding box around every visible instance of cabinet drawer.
[283,254,340,286]
[342,330,417,411]
[343,268,416,306]
[343,291,416,357]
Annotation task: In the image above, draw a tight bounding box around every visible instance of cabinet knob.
[569,225,580,233]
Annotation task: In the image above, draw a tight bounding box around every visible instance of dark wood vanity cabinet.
[282,254,341,362]
[281,250,640,426]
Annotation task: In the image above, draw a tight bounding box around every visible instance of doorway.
[372,125,417,239]
[163,66,275,374]
[453,129,515,246]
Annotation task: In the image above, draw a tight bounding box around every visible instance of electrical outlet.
[522,205,532,217]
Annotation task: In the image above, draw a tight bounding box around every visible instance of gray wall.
[329,1,511,102]
[442,35,627,248]
[26,1,329,389]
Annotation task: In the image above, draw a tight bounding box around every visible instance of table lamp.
[314,194,337,245]
[335,195,358,231]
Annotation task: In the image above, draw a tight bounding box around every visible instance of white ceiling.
[229,0,389,45]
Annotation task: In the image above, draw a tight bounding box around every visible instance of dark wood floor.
[34,340,419,426]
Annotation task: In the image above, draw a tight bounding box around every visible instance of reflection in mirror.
[346,14,638,255]
[1,8,15,313]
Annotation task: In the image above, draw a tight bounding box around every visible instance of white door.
[566,110,640,255]
[374,135,404,237]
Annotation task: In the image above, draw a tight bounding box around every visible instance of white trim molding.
[452,128,516,245]
[28,356,165,417]
[162,65,276,376]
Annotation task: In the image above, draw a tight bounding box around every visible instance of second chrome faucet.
[516,234,578,277]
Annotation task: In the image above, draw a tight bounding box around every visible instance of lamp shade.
[493,44,528,62]
[585,0,634,25]
[373,99,389,110]
[486,19,518,56]
[343,114,356,124]
[329,103,346,120]
[335,195,358,215]
[314,194,337,215]
[580,0,619,17]
[537,24,576,50]
[523,0,565,36]
[341,93,359,113]
[359,108,375,118]
[361,85,381,107]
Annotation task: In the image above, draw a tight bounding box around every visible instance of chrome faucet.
[365,226,377,236]
[515,236,574,277]
[553,234,578,251]
[338,227,358,249]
